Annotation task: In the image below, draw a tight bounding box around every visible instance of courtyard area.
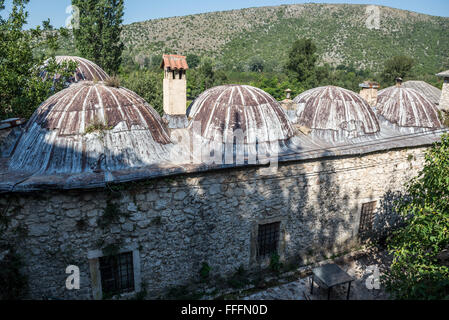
[242,246,392,301]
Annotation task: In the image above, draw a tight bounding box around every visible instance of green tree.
[0,0,77,120]
[72,0,124,75]
[248,56,265,73]
[119,70,163,115]
[384,134,449,300]
[186,54,201,69]
[381,55,415,85]
[285,38,318,88]
[187,58,229,100]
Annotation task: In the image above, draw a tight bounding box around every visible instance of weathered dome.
[376,86,442,129]
[293,86,380,141]
[9,82,172,174]
[41,56,109,84]
[187,85,296,145]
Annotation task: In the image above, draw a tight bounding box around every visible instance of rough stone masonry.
[0,146,426,300]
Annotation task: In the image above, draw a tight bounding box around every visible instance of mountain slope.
[60,3,449,74]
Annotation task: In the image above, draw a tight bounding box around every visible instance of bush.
[119,70,163,115]
[384,134,449,300]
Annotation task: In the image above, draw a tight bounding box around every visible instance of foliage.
[41,4,449,81]
[199,262,211,283]
[249,56,265,73]
[186,54,201,69]
[381,55,415,86]
[250,74,302,100]
[285,38,318,87]
[269,253,283,273]
[384,133,449,300]
[104,75,121,88]
[187,58,229,100]
[84,117,113,135]
[119,69,163,115]
[72,0,124,74]
[0,0,77,120]
[227,265,250,289]
[97,200,130,229]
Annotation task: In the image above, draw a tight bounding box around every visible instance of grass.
[84,118,113,135]
[104,76,121,88]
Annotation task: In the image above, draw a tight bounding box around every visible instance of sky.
[2,0,449,29]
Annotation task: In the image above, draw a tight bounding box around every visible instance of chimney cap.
[161,54,189,70]
[359,81,380,89]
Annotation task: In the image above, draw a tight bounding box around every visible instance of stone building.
[437,70,449,114]
[359,81,380,107]
[0,57,447,300]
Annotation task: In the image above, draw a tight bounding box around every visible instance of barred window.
[257,222,280,257]
[99,252,135,296]
[359,201,377,235]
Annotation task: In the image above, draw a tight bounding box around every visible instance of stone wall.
[0,146,427,300]
[440,78,449,112]
[359,88,378,107]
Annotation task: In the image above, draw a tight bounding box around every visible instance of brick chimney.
[161,54,189,129]
[359,81,380,107]
[437,70,449,113]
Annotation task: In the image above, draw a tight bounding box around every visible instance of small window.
[257,222,280,257]
[99,252,135,296]
[359,201,377,235]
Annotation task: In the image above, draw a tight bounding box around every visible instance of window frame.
[99,251,135,296]
[88,246,141,300]
[359,201,378,236]
[257,221,281,258]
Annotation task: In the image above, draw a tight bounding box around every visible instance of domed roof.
[41,56,109,84]
[9,82,172,174]
[376,86,442,129]
[293,86,380,140]
[187,85,295,144]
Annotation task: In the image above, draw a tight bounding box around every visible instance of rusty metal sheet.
[41,56,110,84]
[187,85,296,145]
[293,86,380,141]
[7,82,173,176]
[377,86,442,129]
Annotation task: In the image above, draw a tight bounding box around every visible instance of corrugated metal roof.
[7,82,173,176]
[1,83,448,193]
[293,86,380,141]
[1,126,446,193]
[380,81,441,106]
[41,56,109,84]
[376,86,442,129]
[187,85,295,144]
[437,70,449,78]
[161,54,189,70]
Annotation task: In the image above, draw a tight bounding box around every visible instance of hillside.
[57,3,449,74]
